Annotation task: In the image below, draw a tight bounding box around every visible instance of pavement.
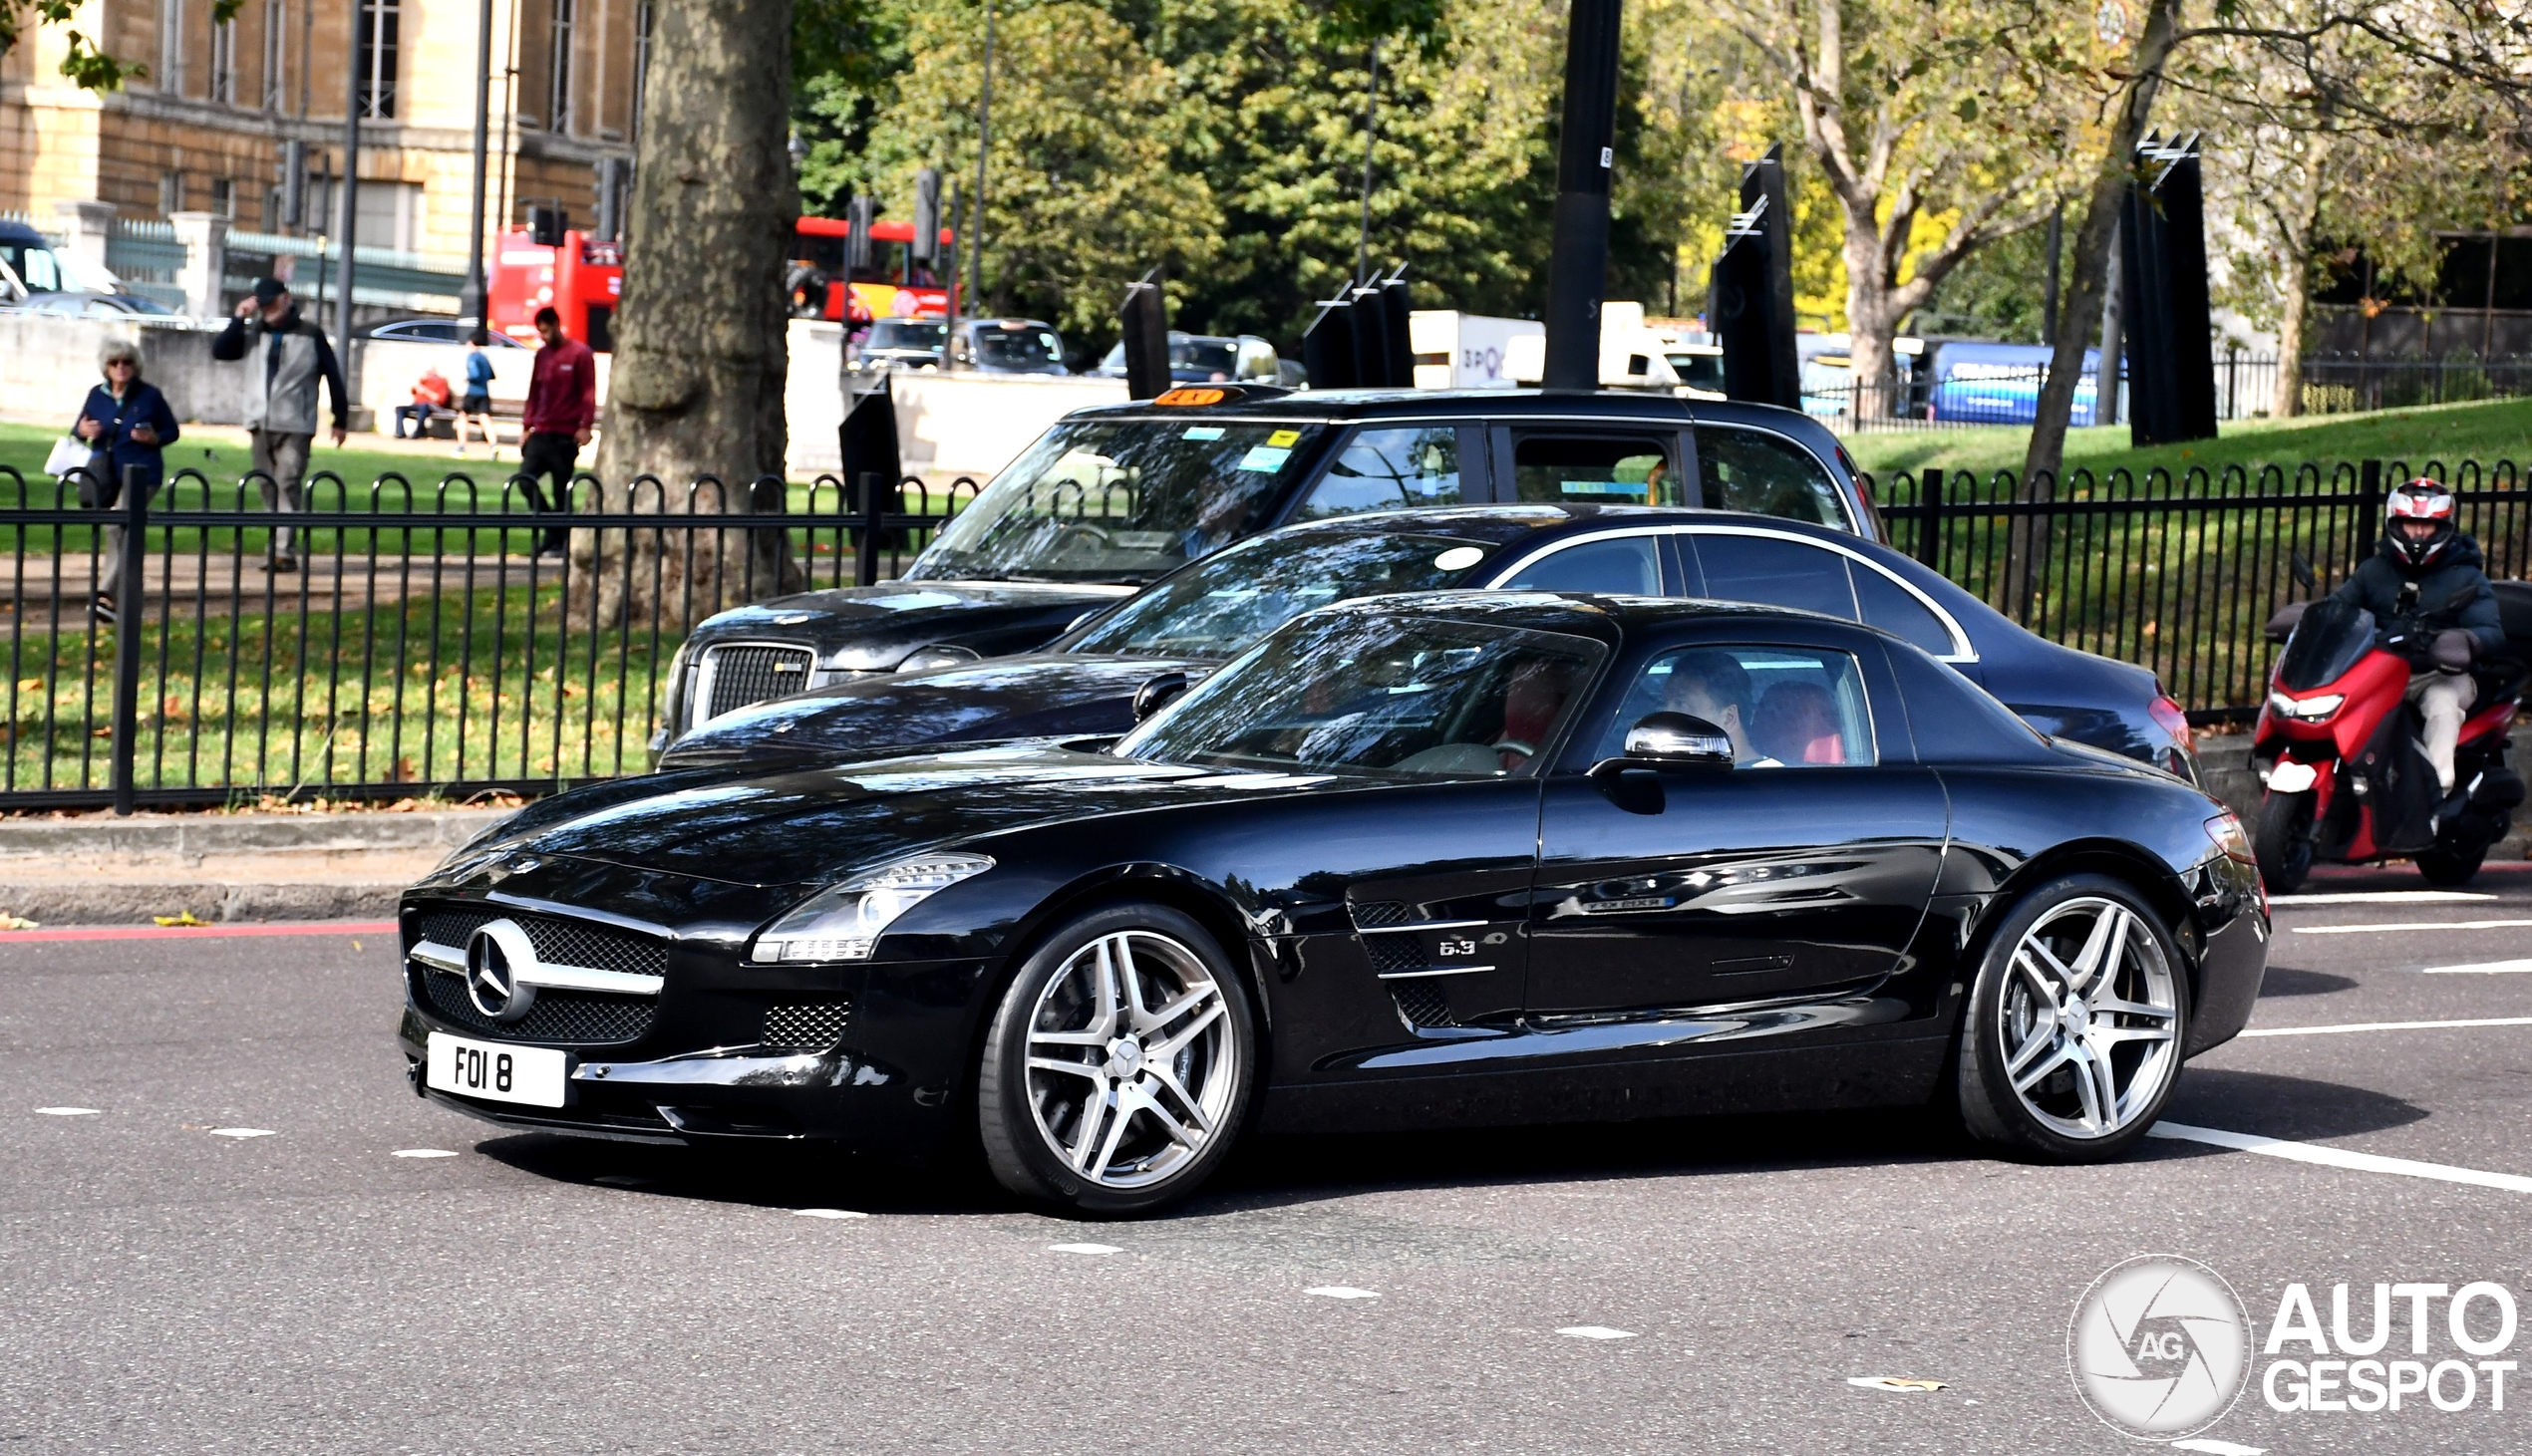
[5,862,2532,1451]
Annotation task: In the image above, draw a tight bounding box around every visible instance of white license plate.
[427,1032,569,1108]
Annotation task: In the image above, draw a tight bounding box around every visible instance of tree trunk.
[2269,137,2329,420]
[588,0,801,633]
[2012,0,2182,617]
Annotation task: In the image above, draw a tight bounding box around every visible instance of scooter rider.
[2330,479,2506,807]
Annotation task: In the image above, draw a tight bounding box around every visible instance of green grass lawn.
[1844,396,2532,488]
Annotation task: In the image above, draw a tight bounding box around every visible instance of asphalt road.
[6,866,2532,1453]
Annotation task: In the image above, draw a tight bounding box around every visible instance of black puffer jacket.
[2332,533,2506,658]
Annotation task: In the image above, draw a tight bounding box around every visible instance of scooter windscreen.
[2275,597,2376,692]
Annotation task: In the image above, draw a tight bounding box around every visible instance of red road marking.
[0,921,396,944]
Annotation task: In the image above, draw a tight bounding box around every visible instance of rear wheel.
[2253,790,2316,895]
[1957,875,2189,1164]
[2417,835,2489,886]
[976,904,1254,1218]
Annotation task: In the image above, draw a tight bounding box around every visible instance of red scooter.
[2252,589,2529,892]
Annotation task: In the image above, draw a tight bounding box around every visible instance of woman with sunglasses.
[72,338,181,622]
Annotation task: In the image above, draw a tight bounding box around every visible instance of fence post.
[2354,459,2383,574]
[855,471,883,588]
[109,461,148,816]
[1913,469,1945,569]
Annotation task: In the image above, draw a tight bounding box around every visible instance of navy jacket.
[2332,533,2506,658]
[76,381,181,490]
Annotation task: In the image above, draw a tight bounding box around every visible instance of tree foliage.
[2,0,239,91]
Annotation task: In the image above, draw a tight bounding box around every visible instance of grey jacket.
[211,307,347,436]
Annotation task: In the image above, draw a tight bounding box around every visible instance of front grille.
[1350,900,1414,929]
[705,643,816,720]
[416,907,667,980]
[418,966,657,1044]
[763,1002,851,1049]
[1390,981,1456,1028]
[1364,936,1428,975]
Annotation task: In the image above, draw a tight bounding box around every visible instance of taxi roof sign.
[1154,387,1228,407]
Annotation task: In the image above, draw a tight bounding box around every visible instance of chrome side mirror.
[1621,712,1734,767]
[1132,671,1191,722]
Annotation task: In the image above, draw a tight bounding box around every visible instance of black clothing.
[2332,533,2506,662]
[517,431,580,553]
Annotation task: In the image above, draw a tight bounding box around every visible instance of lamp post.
[335,0,363,409]
[967,0,996,319]
[1541,0,1622,393]
[462,0,493,324]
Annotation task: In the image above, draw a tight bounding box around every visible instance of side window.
[1851,566,1958,657]
[1682,533,1859,621]
[1511,434,1683,506]
[1696,427,1848,528]
[1594,645,1876,767]
[1495,536,1661,595]
[1296,426,1462,520]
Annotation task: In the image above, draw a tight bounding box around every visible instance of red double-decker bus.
[486,218,955,350]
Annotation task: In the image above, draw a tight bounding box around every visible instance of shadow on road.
[2256,966,2360,998]
[2158,1066,2428,1144]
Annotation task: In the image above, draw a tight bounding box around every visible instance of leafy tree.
[2,0,240,91]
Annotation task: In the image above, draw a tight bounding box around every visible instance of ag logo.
[2068,1256,2252,1439]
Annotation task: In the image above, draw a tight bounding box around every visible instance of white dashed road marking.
[2149,1122,2532,1194]
[1305,1287,1380,1300]
[1049,1243,1121,1256]
[33,1107,99,1116]
[392,1149,458,1159]
[1556,1326,1636,1340]
[2172,1439,2267,1455]
[2422,959,2532,975]
[794,1208,868,1220]
[1846,1376,1946,1391]
[2241,1016,2532,1038]
[2292,919,2532,935]
[2269,890,2493,906]
[206,1128,276,1139]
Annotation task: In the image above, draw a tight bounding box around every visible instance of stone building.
[2,0,643,276]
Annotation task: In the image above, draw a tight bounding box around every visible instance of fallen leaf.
[0,912,38,931]
[153,911,210,927]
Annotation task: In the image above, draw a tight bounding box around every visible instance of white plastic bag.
[44,434,95,480]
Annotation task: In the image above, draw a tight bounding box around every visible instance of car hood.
[662,653,1217,768]
[684,580,1131,669]
[443,743,1362,889]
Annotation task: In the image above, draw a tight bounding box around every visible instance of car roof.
[1332,588,1859,645]
[0,220,50,246]
[1070,388,1849,458]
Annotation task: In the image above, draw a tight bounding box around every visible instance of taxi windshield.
[908,417,1327,583]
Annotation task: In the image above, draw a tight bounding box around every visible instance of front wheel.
[976,904,1255,1217]
[2253,789,2317,895]
[1957,875,2190,1164]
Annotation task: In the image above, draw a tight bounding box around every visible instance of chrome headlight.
[2267,691,2344,721]
[897,645,982,674]
[749,852,995,964]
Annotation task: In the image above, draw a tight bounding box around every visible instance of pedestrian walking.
[455,329,499,458]
[518,306,596,557]
[71,338,180,622]
[210,277,348,573]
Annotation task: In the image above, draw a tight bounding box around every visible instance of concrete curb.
[0,880,403,925]
[0,808,505,860]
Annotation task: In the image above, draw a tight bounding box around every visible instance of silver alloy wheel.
[1998,896,2181,1140]
[1023,930,1239,1189]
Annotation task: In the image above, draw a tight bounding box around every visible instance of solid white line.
[33,1107,99,1116]
[1049,1243,1121,1256]
[1557,1325,1636,1339]
[391,1148,457,1159]
[2172,1439,2268,1455]
[794,1208,867,1220]
[2271,890,2493,906]
[2292,919,2532,935]
[2149,1121,2532,1194]
[2422,959,2532,975]
[1306,1287,1380,1300]
[2239,1016,2532,1037]
[207,1127,276,1139]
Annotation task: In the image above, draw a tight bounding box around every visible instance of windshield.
[910,418,1328,583]
[0,240,64,293]
[867,320,946,352]
[2277,597,2377,693]
[1068,532,1493,660]
[1175,338,1238,379]
[1117,611,1606,778]
[976,324,1063,368]
[1667,352,1725,392]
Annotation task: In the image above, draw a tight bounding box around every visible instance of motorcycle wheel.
[2417,824,2492,887]
[2254,790,2317,895]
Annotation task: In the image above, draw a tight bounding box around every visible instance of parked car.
[403,591,2268,1213]
[0,218,70,301]
[1924,342,2102,427]
[948,317,1068,375]
[657,386,1878,747]
[667,505,2199,780]
[1092,330,1281,384]
[848,316,949,373]
[7,289,184,320]
[366,318,527,346]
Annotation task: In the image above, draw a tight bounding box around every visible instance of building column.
[54,199,118,278]
[169,212,231,322]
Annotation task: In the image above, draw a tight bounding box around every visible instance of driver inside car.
[2330,478,2506,809]
[1660,651,1781,767]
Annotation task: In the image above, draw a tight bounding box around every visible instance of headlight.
[897,645,981,674]
[2267,691,2344,721]
[749,852,994,963]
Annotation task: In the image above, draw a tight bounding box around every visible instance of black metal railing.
[1869,457,2529,723]
[1,464,977,811]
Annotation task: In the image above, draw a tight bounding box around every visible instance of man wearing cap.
[211,278,348,572]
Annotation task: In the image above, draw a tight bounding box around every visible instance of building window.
[160,171,186,218]
[261,0,287,112]
[211,178,235,217]
[158,0,188,95]
[208,13,236,104]
[358,0,400,120]
[631,1,654,142]
[547,0,576,135]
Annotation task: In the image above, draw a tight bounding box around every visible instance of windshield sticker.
[1109,531,1173,549]
[1182,427,1225,440]
[1267,429,1302,447]
[1433,546,1486,571]
[1559,480,1648,497]
[1237,445,1294,472]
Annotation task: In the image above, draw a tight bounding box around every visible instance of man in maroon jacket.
[518,306,596,556]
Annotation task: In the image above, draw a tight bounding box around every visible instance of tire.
[1957,874,2191,1164]
[2252,789,2316,895]
[2417,835,2489,887]
[976,903,1256,1217]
